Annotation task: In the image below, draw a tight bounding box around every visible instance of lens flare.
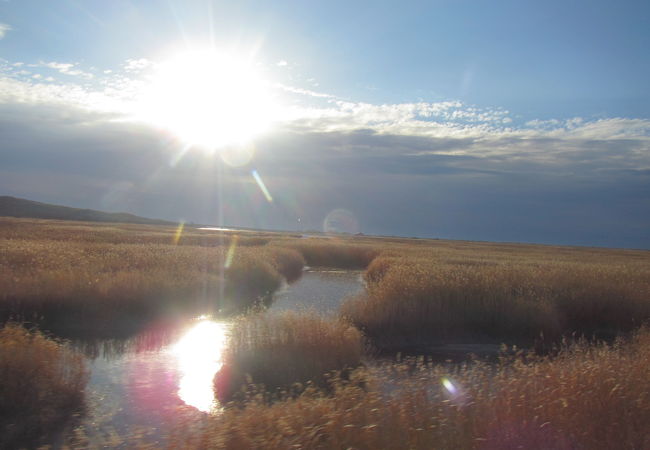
[442,377,458,395]
[252,170,273,202]
[225,235,239,269]
[323,209,359,234]
[173,221,185,245]
[220,142,255,167]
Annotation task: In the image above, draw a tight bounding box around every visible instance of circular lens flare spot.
[323,209,359,234]
[220,142,255,167]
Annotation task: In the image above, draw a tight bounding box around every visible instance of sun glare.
[138,49,278,150]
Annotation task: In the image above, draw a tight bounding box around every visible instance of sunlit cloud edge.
[1,55,649,159]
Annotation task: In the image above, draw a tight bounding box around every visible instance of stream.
[54,270,364,447]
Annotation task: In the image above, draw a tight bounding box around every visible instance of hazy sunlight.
[138,49,278,151]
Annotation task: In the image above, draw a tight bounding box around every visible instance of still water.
[59,270,363,446]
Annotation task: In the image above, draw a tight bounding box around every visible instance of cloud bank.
[0,57,648,248]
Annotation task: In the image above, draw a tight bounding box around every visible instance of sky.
[0,0,649,248]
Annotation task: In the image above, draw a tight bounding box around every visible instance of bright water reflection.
[171,318,229,412]
[57,272,364,445]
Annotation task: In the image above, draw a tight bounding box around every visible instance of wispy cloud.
[274,82,335,99]
[0,23,11,39]
[1,55,649,176]
[123,58,152,73]
[39,61,94,80]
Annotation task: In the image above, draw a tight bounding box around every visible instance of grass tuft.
[0,323,88,447]
[283,240,378,269]
[214,311,364,401]
[263,247,306,283]
[343,259,650,350]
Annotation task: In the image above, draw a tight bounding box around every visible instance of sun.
[138,49,277,150]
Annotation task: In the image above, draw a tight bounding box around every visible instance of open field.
[2,216,650,344]
[2,217,650,447]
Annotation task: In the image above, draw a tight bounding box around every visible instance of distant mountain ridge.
[0,196,175,226]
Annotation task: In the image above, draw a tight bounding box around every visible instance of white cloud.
[275,82,335,99]
[41,61,94,80]
[0,76,125,114]
[123,58,151,73]
[1,55,649,175]
[0,23,11,39]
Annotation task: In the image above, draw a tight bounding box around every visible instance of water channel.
[56,270,364,447]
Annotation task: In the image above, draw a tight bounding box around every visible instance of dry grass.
[3,217,650,447]
[343,252,650,350]
[223,256,284,312]
[173,328,650,449]
[343,263,562,347]
[0,216,275,247]
[0,323,89,447]
[214,311,364,402]
[280,239,379,269]
[262,247,306,283]
[2,217,648,346]
[0,219,306,336]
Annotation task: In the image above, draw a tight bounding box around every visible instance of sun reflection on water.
[171,318,228,412]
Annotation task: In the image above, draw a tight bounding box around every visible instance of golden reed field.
[1,217,650,448]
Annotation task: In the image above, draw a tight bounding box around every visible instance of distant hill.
[0,196,175,226]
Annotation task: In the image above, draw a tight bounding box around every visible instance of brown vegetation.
[3,217,650,448]
[280,239,379,269]
[343,248,650,350]
[214,311,363,402]
[0,323,88,447]
[0,216,274,247]
[262,247,306,283]
[175,328,650,449]
[0,218,306,336]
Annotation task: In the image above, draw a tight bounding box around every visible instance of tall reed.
[343,260,650,349]
[214,311,363,401]
[174,328,650,449]
[282,240,378,268]
[0,231,300,333]
[0,323,89,447]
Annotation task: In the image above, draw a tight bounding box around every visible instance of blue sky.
[1,0,649,248]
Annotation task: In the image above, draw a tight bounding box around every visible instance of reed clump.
[223,256,284,312]
[0,231,302,335]
[263,247,306,283]
[283,240,379,269]
[214,311,363,402]
[363,255,401,284]
[0,323,89,447]
[174,328,650,449]
[343,259,650,349]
